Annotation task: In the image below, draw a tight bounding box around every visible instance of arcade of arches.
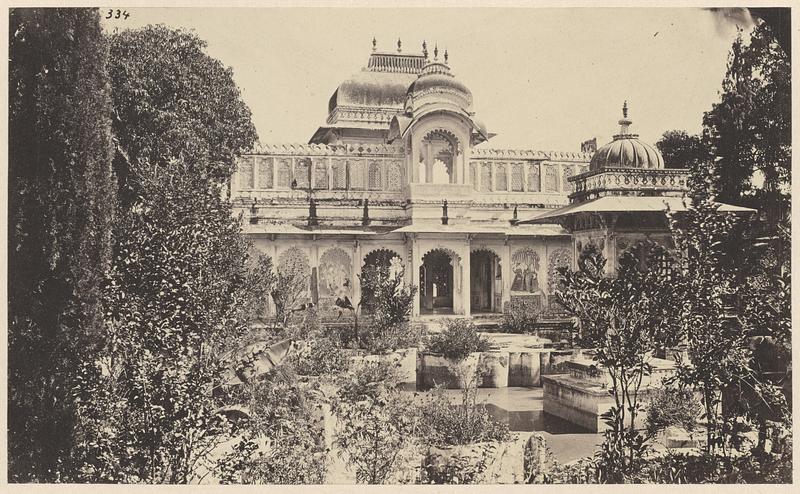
[255,240,575,320]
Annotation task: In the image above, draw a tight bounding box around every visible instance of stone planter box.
[417,352,481,389]
[422,437,525,484]
[479,351,509,388]
[351,347,418,391]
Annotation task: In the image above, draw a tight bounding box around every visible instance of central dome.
[589,103,664,171]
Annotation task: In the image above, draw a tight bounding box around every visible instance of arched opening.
[420,249,455,314]
[418,130,458,184]
[361,249,404,313]
[470,250,502,313]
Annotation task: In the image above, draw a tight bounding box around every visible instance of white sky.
[103,8,747,152]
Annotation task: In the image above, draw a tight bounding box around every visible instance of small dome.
[405,55,473,113]
[589,102,664,171]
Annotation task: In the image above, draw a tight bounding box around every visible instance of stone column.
[353,240,362,315]
[462,239,471,317]
[411,235,421,317]
[503,239,513,311]
[425,141,433,183]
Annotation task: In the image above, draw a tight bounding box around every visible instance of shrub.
[287,337,350,377]
[361,320,425,355]
[426,319,491,361]
[217,368,327,484]
[418,386,510,448]
[645,386,702,436]
[502,298,541,333]
[332,360,420,484]
[419,444,495,484]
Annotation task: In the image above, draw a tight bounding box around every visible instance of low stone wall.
[422,435,528,484]
[351,347,418,390]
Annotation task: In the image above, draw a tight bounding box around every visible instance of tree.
[357,263,419,353]
[556,243,683,482]
[667,179,754,456]
[69,25,270,482]
[108,24,258,204]
[72,170,274,483]
[702,21,790,226]
[8,8,116,481]
[656,130,709,169]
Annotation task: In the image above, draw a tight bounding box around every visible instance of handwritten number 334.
[106,9,130,20]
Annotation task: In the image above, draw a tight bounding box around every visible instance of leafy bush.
[426,319,491,361]
[218,367,327,484]
[419,444,495,484]
[332,360,420,484]
[645,387,702,436]
[286,337,350,377]
[361,321,425,355]
[502,298,541,333]
[418,387,510,448]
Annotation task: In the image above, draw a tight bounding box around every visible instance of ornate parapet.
[569,167,690,202]
[251,142,404,156]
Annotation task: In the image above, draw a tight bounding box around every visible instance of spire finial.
[444,48,449,64]
[618,100,632,135]
[422,40,428,59]
[434,43,439,61]
[372,37,377,52]
[397,38,402,53]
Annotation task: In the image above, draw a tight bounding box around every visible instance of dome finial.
[618,100,632,135]
[422,40,428,59]
[397,38,402,53]
[434,43,439,61]
[372,37,377,52]
[444,48,449,64]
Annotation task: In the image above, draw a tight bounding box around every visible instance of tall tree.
[702,20,790,225]
[8,8,116,481]
[69,25,269,482]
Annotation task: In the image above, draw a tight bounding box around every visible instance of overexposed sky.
[103,8,748,152]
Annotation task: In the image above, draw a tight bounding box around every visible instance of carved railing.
[569,167,690,201]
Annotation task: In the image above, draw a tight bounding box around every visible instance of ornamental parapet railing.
[326,105,401,126]
[568,167,690,202]
[250,142,404,156]
[470,148,593,162]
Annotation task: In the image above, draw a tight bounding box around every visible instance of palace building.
[230,39,749,322]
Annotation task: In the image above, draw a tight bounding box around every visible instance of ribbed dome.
[589,103,664,171]
[407,68,472,99]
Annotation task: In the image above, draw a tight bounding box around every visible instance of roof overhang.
[387,108,490,145]
[519,196,757,224]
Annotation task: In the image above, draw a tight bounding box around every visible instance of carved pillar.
[411,235,421,317]
[353,240,362,315]
[503,239,513,311]
[462,238,471,317]
[425,141,433,183]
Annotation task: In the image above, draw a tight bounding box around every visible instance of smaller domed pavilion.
[522,102,753,273]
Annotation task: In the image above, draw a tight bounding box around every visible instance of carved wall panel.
[480,163,492,192]
[319,247,352,298]
[511,248,541,293]
[387,161,402,191]
[295,158,310,188]
[349,160,366,190]
[277,159,292,188]
[313,159,328,189]
[368,161,382,190]
[495,163,508,191]
[257,157,273,189]
[527,163,540,192]
[544,165,558,192]
[511,163,524,192]
[239,158,254,189]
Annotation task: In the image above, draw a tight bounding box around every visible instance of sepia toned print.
[6,6,791,486]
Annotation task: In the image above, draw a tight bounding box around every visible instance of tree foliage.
[556,242,683,481]
[69,25,270,482]
[8,8,116,481]
[108,24,258,203]
[656,130,709,169]
[702,21,790,220]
